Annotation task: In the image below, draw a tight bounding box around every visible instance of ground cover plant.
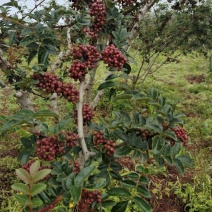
[0,0,211,211]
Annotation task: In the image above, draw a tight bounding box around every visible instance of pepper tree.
[0,0,195,211]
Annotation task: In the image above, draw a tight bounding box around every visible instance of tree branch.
[78,80,95,161]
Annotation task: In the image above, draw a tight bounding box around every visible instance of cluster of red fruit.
[93,131,116,156]
[73,160,80,174]
[74,104,94,125]
[72,45,100,69]
[36,132,79,161]
[65,131,79,147]
[77,189,102,212]
[31,73,79,103]
[140,130,149,140]
[101,44,127,69]
[69,45,100,81]
[171,126,189,146]
[88,0,106,39]
[69,61,87,81]
[22,159,51,180]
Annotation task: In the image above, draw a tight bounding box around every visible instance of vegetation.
[0,0,211,211]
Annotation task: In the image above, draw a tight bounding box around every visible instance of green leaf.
[16,168,32,184]
[85,178,107,190]
[98,81,116,90]
[139,176,149,185]
[63,191,71,205]
[75,164,96,187]
[123,63,131,74]
[69,185,82,203]
[113,130,128,142]
[14,194,28,205]
[31,183,47,196]
[133,196,152,212]
[0,119,23,134]
[31,198,43,208]
[50,117,72,134]
[177,155,194,167]
[163,104,172,114]
[158,96,165,106]
[102,200,116,208]
[165,156,172,165]
[152,136,165,155]
[30,161,40,177]
[120,180,136,188]
[137,185,152,198]
[120,110,131,126]
[108,188,131,197]
[114,145,132,157]
[28,50,37,65]
[20,36,37,46]
[162,143,171,156]
[136,165,144,172]
[35,110,59,118]
[116,94,132,100]
[38,46,49,65]
[173,158,184,175]
[12,183,29,194]
[110,162,122,171]
[139,115,146,125]
[110,170,122,181]
[146,123,162,133]
[111,201,128,212]
[127,172,139,179]
[171,142,181,157]
[65,172,75,189]
[163,130,177,141]
[33,169,51,182]
[105,74,118,81]
[149,88,158,100]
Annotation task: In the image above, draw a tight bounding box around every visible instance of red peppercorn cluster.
[69,61,88,81]
[65,131,79,147]
[78,189,102,212]
[36,136,65,161]
[101,44,127,70]
[73,160,80,174]
[31,73,79,103]
[72,45,100,69]
[74,104,94,125]
[171,126,189,146]
[140,130,149,140]
[22,159,51,180]
[93,131,116,156]
[89,0,106,37]
[93,130,106,146]
[104,139,116,156]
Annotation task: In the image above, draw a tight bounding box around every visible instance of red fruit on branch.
[31,73,79,103]
[171,125,189,146]
[74,103,94,125]
[78,189,102,212]
[101,44,127,69]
